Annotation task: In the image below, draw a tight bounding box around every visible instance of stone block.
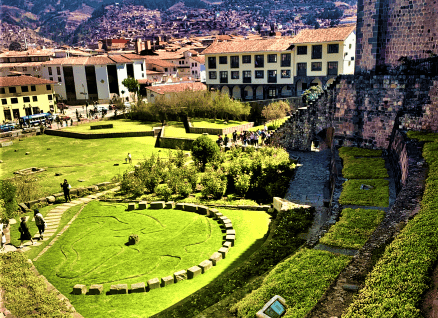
[131,282,146,293]
[209,208,219,218]
[165,201,175,209]
[174,270,187,283]
[161,276,174,287]
[46,196,56,203]
[198,260,213,273]
[209,252,223,266]
[69,188,78,196]
[127,203,136,211]
[197,205,209,215]
[87,185,99,192]
[184,203,198,212]
[226,235,236,246]
[215,212,223,219]
[150,201,165,209]
[147,278,160,290]
[175,203,185,210]
[88,284,103,295]
[72,284,87,295]
[224,223,233,230]
[138,201,148,210]
[18,203,29,212]
[187,266,202,279]
[218,216,228,225]
[110,284,128,294]
[226,229,236,236]
[1,141,13,147]
[96,181,111,188]
[223,241,232,248]
[218,247,229,258]
[26,200,39,209]
[222,218,231,225]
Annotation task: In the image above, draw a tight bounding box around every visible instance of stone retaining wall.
[72,202,236,296]
[45,129,154,139]
[188,122,255,136]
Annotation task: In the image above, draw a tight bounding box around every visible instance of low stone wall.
[0,127,41,141]
[188,122,255,136]
[72,202,236,296]
[158,136,194,150]
[45,129,154,139]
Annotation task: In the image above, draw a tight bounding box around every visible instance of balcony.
[243,77,251,83]
[268,77,277,83]
[220,78,228,84]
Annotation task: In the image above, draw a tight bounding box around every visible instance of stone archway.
[243,86,253,100]
[256,86,264,99]
[221,86,230,96]
[232,86,241,100]
[326,77,335,88]
[281,85,292,97]
[311,78,322,87]
[296,80,307,95]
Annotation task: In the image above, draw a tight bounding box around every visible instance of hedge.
[153,207,315,318]
[231,248,351,318]
[339,179,389,207]
[343,135,438,317]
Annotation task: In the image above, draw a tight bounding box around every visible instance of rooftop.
[147,82,206,95]
[202,37,294,54]
[0,75,56,88]
[290,25,356,44]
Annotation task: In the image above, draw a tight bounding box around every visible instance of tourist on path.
[1,231,6,251]
[127,153,132,164]
[34,209,46,240]
[60,179,71,202]
[18,217,34,248]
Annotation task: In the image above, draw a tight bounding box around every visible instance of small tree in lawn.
[122,77,140,103]
[191,135,220,172]
[262,100,291,128]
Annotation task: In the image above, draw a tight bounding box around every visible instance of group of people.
[216,127,272,148]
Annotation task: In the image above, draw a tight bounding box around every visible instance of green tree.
[121,77,140,102]
[0,180,18,220]
[262,100,291,122]
[191,135,220,172]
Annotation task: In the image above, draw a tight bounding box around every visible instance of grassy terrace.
[344,132,438,317]
[62,119,161,134]
[190,118,247,128]
[339,179,389,207]
[163,121,216,140]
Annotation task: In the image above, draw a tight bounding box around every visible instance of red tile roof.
[191,55,205,64]
[202,37,294,54]
[147,82,206,95]
[43,55,138,66]
[146,58,175,68]
[121,53,146,60]
[290,25,356,44]
[0,75,56,88]
[108,54,132,63]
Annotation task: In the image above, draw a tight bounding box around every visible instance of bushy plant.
[192,135,220,172]
[119,170,144,197]
[12,175,44,203]
[154,184,173,201]
[174,180,192,198]
[201,169,227,199]
[234,173,251,197]
[0,180,18,219]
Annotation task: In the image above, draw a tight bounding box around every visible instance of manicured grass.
[163,121,217,140]
[339,179,389,207]
[63,119,161,134]
[0,134,164,197]
[191,118,247,128]
[342,157,389,179]
[344,134,438,317]
[407,130,438,142]
[231,248,352,318]
[319,208,385,250]
[34,203,271,318]
[339,147,383,158]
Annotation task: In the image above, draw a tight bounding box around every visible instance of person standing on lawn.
[18,217,34,248]
[34,209,46,241]
[60,179,71,202]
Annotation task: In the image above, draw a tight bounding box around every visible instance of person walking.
[18,217,34,248]
[60,179,71,202]
[127,153,132,164]
[1,231,6,251]
[34,209,46,241]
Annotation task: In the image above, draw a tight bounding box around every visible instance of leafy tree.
[121,77,140,102]
[191,135,220,172]
[262,100,291,122]
[302,85,324,104]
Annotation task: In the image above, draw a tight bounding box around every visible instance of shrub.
[0,180,18,219]
[119,170,144,197]
[234,173,251,197]
[154,184,173,201]
[174,180,192,198]
[201,169,227,199]
[191,135,220,172]
[12,175,44,203]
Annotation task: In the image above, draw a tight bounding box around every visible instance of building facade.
[0,75,55,123]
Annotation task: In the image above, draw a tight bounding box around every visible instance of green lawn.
[63,119,161,134]
[339,179,389,207]
[342,158,389,179]
[34,203,271,318]
[0,134,165,197]
[163,121,216,140]
[319,208,385,250]
[190,118,247,128]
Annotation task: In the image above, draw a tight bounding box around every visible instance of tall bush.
[0,180,18,219]
[191,135,220,172]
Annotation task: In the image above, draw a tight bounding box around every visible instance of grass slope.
[319,208,385,250]
[339,179,389,207]
[231,248,351,318]
[34,204,271,318]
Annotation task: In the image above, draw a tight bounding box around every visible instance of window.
[0,88,5,94]
[165,68,168,72]
[23,96,30,103]
[31,85,36,91]
[297,63,307,76]
[21,86,29,92]
[312,45,322,59]
[243,70,251,83]
[242,55,251,63]
[297,46,307,55]
[268,89,277,97]
[311,62,322,71]
[48,94,53,100]
[281,70,291,78]
[58,77,62,82]
[57,66,61,75]
[231,71,239,79]
[349,43,352,49]
[219,56,228,64]
[191,63,194,67]
[3,109,11,121]
[281,53,291,67]
[328,61,338,75]
[230,56,239,68]
[268,54,277,63]
[328,44,339,54]
[209,71,217,80]
[255,55,264,68]
[11,98,18,104]
[32,96,38,102]
[268,70,277,83]
[22,67,27,71]
[208,57,216,69]
[46,84,51,90]
[140,64,144,72]
[50,77,53,81]
[1,99,6,105]
[220,71,228,83]
[255,70,264,78]
[9,87,17,94]
[48,67,52,76]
